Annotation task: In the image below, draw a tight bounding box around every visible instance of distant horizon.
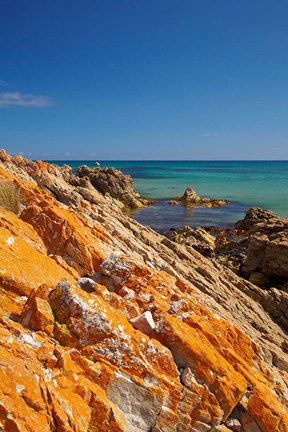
[46,158,288,162]
[5,148,288,162]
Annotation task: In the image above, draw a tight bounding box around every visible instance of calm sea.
[51,160,288,233]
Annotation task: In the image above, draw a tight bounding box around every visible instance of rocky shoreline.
[170,207,288,289]
[0,150,288,432]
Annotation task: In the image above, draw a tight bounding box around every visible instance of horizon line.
[43,159,288,162]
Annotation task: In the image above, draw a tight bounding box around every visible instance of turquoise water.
[51,160,288,232]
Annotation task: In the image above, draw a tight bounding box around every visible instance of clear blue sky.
[1,0,287,160]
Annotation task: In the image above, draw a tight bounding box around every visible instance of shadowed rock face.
[237,208,288,280]
[77,165,152,208]
[235,207,280,231]
[0,150,288,432]
[173,208,288,288]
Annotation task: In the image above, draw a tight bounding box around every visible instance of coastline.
[0,151,288,432]
[52,160,288,232]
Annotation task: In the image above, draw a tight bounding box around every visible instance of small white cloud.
[0,92,52,108]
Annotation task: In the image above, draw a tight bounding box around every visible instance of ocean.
[51,160,288,233]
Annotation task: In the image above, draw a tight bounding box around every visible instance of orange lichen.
[0,152,287,432]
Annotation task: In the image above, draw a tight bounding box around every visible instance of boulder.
[237,209,288,282]
[235,207,279,231]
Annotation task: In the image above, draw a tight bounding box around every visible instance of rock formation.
[238,208,288,282]
[77,165,153,208]
[179,187,200,203]
[0,150,288,432]
[172,207,288,289]
[171,187,229,208]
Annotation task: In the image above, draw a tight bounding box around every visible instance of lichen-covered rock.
[20,201,108,275]
[0,152,288,432]
[0,208,77,311]
[0,317,130,432]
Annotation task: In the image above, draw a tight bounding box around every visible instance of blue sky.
[1,0,288,160]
